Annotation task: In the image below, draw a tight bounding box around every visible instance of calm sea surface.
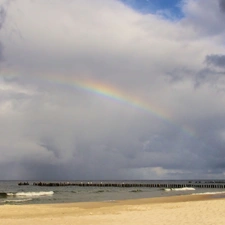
[1,180,225,205]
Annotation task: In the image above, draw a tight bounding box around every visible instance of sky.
[0,0,225,180]
[120,0,184,18]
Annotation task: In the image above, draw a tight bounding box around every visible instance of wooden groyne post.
[18,181,225,188]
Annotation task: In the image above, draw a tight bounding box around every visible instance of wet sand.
[0,195,224,225]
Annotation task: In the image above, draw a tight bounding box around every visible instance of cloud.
[0,5,6,29]
[0,5,6,61]
[194,54,225,90]
[219,0,225,12]
[0,43,3,62]
[181,0,225,36]
[205,54,225,68]
[0,0,225,180]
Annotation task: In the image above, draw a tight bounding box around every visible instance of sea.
[1,180,225,205]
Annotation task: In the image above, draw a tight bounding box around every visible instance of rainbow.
[44,74,195,137]
[0,71,195,137]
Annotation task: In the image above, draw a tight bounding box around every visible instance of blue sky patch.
[119,0,184,20]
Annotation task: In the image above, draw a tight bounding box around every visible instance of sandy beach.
[0,195,224,225]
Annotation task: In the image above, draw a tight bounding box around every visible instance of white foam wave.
[164,187,195,192]
[7,191,54,197]
[192,191,225,195]
[3,198,33,203]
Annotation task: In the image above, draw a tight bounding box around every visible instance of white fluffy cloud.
[0,0,225,180]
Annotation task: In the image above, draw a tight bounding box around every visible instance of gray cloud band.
[219,0,225,12]
[205,54,225,68]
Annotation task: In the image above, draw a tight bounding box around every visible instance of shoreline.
[1,194,224,225]
[0,193,219,208]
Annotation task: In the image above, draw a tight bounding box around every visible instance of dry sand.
[0,195,224,225]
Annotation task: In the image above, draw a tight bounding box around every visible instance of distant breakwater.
[18,181,225,188]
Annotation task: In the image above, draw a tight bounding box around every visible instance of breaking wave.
[164,187,195,192]
[192,191,225,195]
[2,198,33,203]
[1,191,54,198]
[8,191,54,197]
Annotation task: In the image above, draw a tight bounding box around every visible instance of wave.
[2,198,33,203]
[94,190,105,193]
[164,187,195,192]
[192,191,225,195]
[7,191,54,197]
[130,189,143,192]
[92,190,111,193]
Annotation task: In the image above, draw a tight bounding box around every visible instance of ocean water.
[1,180,225,205]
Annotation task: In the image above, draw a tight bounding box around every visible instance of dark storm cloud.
[194,54,225,89]
[190,115,225,172]
[219,0,225,12]
[205,54,225,68]
[194,68,225,90]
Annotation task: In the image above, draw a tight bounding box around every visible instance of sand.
[0,195,224,225]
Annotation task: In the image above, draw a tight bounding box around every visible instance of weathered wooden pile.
[17,181,225,188]
[18,182,29,186]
